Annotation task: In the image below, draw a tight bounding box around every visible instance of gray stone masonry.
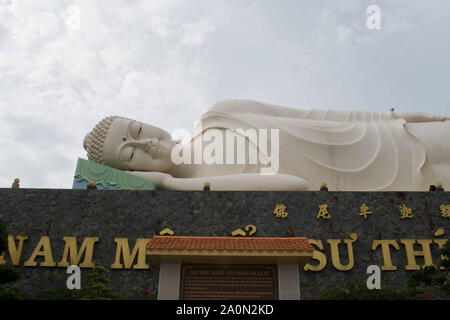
[0,189,448,299]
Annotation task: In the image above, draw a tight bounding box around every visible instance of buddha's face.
[102,118,176,172]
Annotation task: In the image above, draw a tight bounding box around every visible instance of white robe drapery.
[199,100,449,191]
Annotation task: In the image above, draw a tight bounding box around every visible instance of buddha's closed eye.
[129,121,143,139]
[120,147,135,162]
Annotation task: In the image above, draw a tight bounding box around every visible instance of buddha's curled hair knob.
[84,116,124,164]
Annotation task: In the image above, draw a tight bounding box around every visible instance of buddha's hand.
[124,171,173,188]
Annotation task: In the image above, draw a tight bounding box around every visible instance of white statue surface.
[84,100,450,191]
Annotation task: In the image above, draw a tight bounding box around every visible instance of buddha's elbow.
[278,175,309,191]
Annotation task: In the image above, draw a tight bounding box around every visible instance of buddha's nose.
[140,138,158,152]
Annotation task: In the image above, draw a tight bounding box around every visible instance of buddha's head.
[84,116,176,172]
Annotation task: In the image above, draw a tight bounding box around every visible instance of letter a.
[66,265,81,290]
[366,5,381,30]
[366,265,381,289]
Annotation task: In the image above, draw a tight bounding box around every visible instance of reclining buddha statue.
[83,99,449,191]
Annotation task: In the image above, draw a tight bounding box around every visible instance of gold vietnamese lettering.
[304,239,327,272]
[371,240,400,271]
[433,239,449,270]
[57,237,99,268]
[0,235,29,266]
[23,236,56,267]
[400,239,435,270]
[327,233,358,271]
[110,238,150,269]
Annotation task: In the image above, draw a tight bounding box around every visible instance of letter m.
[110,238,150,269]
[57,237,99,268]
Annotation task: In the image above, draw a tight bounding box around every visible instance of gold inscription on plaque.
[0,235,29,266]
[231,229,246,236]
[304,239,327,272]
[110,238,150,269]
[1,234,447,273]
[398,204,414,219]
[23,236,56,267]
[440,205,450,219]
[159,228,175,236]
[359,204,373,219]
[317,204,331,220]
[57,237,99,268]
[327,233,358,271]
[273,204,288,219]
[371,240,400,271]
[245,225,257,236]
[400,239,435,270]
[433,239,448,270]
[231,225,257,237]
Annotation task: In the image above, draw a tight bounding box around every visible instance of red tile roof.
[146,236,313,251]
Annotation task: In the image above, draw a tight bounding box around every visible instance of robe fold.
[199,99,449,191]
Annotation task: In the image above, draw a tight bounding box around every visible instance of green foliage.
[407,239,450,295]
[37,266,118,300]
[311,276,450,300]
[439,239,450,270]
[0,218,24,300]
[309,277,437,300]
[79,266,118,300]
[0,265,21,284]
[0,285,23,300]
[35,266,158,300]
[35,270,80,300]
[308,240,450,300]
[128,286,158,300]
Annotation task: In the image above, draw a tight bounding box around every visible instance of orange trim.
[146,236,314,252]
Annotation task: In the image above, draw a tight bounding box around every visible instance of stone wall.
[0,188,449,299]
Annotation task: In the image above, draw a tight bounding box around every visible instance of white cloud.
[0,0,449,188]
[336,24,354,43]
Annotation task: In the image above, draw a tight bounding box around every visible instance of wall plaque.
[180,264,278,300]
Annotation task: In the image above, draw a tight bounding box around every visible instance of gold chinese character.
[359,204,372,219]
[273,204,288,218]
[440,205,450,219]
[317,204,331,219]
[398,203,413,219]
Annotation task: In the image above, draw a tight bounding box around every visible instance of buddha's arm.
[173,174,308,191]
[124,171,172,188]
[125,171,309,191]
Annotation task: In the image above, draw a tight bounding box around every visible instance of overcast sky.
[0,0,449,188]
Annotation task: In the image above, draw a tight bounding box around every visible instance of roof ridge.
[152,236,308,240]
